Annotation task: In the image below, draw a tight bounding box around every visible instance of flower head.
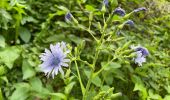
[113,7,126,16]
[65,12,72,22]
[124,20,135,27]
[133,7,147,13]
[103,0,109,7]
[131,45,149,66]
[134,51,146,66]
[40,42,70,78]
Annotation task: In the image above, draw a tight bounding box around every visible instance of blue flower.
[124,20,135,27]
[103,0,109,7]
[133,7,146,13]
[135,47,149,57]
[40,42,70,78]
[134,52,146,66]
[65,12,72,22]
[113,7,126,16]
[131,45,149,66]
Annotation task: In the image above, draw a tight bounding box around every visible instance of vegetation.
[0,0,170,100]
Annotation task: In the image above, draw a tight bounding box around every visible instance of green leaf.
[111,69,126,81]
[49,93,67,100]
[101,85,110,91]
[133,83,147,99]
[29,77,42,93]
[131,75,143,84]
[0,46,21,69]
[164,95,170,100]
[21,16,38,25]
[19,27,31,43]
[46,34,65,43]
[65,82,76,94]
[85,5,96,12]
[84,70,102,87]
[101,62,121,70]
[0,9,12,30]
[0,76,8,84]
[111,0,118,7]
[55,21,69,28]
[10,83,30,100]
[22,59,35,79]
[57,6,68,12]
[0,66,6,75]
[68,34,83,44]
[0,35,5,48]
[148,89,162,99]
[165,85,170,94]
[102,72,113,85]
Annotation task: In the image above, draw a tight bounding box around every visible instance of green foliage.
[22,59,35,80]
[0,0,170,100]
[19,27,31,43]
[0,35,5,48]
[0,46,21,69]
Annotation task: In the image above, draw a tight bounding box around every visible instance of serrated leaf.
[19,27,31,43]
[0,46,21,69]
[22,59,35,79]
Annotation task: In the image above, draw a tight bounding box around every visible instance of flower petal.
[59,67,64,76]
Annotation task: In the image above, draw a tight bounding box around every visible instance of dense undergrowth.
[0,0,170,100]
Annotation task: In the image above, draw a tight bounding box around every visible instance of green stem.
[74,60,85,96]
[93,57,115,78]
[77,59,93,69]
[77,25,98,42]
[83,11,115,100]
[15,23,19,43]
[87,29,98,42]
[83,69,94,100]
[0,88,3,100]
[83,49,100,100]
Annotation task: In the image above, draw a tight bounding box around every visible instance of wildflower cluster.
[39,1,150,99]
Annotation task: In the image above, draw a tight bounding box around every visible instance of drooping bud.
[65,12,72,22]
[103,0,109,7]
[124,20,135,27]
[113,7,126,16]
[65,12,78,24]
[133,7,147,13]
